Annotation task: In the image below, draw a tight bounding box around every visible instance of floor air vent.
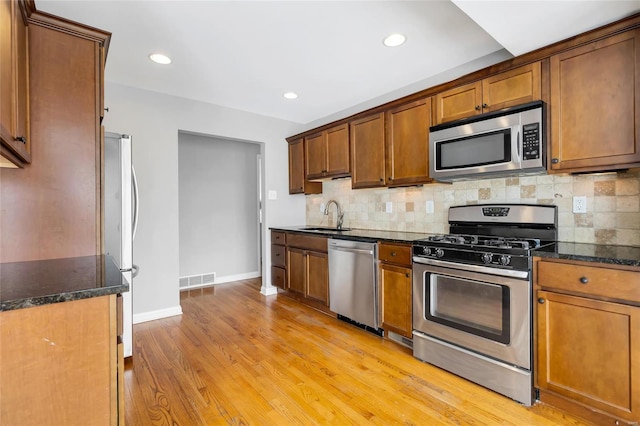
[179,272,216,290]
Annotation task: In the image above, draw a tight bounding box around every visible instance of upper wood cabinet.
[385,97,431,186]
[288,138,321,195]
[549,29,640,173]
[350,112,386,189]
[0,0,30,167]
[435,62,541,125]
[305,123,350,180]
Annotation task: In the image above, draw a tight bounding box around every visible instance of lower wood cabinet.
[535,258,640,425]
[0,294,123,425]
[378,242,412,338]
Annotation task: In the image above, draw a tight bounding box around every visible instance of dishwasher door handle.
[329,246,375,256]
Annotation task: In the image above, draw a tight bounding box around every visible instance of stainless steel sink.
[299,227,352,232]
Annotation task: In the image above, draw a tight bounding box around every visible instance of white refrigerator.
[104,132,138,358]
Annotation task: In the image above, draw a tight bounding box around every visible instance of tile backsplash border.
[306,171,640,246]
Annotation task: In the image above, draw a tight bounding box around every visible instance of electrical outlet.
[320,202,325,213]
[573,196,587,213]
[426,200,434,214]
[385,201,393,213]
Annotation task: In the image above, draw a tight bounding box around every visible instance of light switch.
[268,190,277,200]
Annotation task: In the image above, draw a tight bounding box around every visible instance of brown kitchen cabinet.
[434,62,541,125]
[0,6,110,263]
[288,137,322,195]
[534,258,640,425]
[385,97,432,186]
[549,29,640,173]
[350,112,386,189]
[0,0,30,167]
[305,123,350,180]
[271,230,286,289]
[378,242,412,338]
[286,233,329,306]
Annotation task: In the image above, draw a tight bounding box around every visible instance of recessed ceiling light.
[383,33,406,47]
[283,92,298,100]
[149,53,172,65]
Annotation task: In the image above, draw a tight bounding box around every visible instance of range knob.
[421,246,432,256]
[499,255,512,266]
[481,253,493,264]
[435,248,445,258]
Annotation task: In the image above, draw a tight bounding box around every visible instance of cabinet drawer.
[271,244,286,267]
[378,243,412,266]
[271,231,286,245]
[271,266,286,289]
[537,260,640,303]
[287,233,327,252]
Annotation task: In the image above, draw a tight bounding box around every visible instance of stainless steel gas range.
[412,204,557,406]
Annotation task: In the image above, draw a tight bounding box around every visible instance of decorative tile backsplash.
[306,171,640,246]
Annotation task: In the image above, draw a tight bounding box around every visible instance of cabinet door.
[434,81,482,125]
[537,290,640,422]
[288,138,321,195]
[325,124,350,177]
[0,0,30,165]
[287,247,306,294]
[306,251,328,305]
[305,131,326,179]
[380,263,412,338]
[386,98,431,186]
[482,62,541,112]
[550,29,640,172]
[350,112,386,189]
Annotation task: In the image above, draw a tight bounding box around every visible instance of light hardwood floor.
[125,279,593,425]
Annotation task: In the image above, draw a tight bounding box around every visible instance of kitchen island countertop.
[0,255,129,311]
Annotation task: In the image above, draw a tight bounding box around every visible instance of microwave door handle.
[514,128,521,164]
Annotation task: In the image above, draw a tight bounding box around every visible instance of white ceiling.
[37,1,640,127]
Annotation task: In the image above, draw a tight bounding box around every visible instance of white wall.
[178,132,261,280]
[103,82,306,321]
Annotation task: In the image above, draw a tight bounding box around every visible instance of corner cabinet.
[288,138,321,195]
[534,258,640,425]
[350,112,386,189]
[378,242,413,338]
[305,123,350,180]
[385,97,432,186]
[435,62,541,125]
[549,29,640,172]
[0,0,30,167]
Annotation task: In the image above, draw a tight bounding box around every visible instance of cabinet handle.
[379,178,384,182]
[391,252,397,256]
[405,273,410,278]
[579,276,589,284]
[104,107,110,113]
[388,177,393,181]
[551,158,559,164]
[482,103,488,109]
[538,298,545,304]
[15,136,26,144]
[475,105,481,111]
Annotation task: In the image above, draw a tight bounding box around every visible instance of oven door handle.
[412,256,529,279]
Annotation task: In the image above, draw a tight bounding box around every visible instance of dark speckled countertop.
[0,255,129,311]
[536,242,640,267]
[270,226,436,244]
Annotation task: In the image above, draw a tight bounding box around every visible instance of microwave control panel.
[522,123,540,160]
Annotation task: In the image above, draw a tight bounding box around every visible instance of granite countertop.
[0,255,129,311]
[534,242,640,267]
[270,226,436,244]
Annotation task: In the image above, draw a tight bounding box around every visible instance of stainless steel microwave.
[429,101,546,182]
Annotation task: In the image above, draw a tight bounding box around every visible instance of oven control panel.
[413,244,529,271]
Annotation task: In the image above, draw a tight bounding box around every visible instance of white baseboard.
[133,305,183,324]
[260,285,278,296]
[214,271,261,284]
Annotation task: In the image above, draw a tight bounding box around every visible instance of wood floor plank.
[125,279,596,425]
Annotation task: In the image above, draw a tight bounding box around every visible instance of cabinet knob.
[388,177,393,181]
[482,103,488,109]
[391,252,396,256]
[475,105,481,111]
[551,158,559,164]
[379,178,384,182]
[579,276,589,284]
[15,136,26,144]
[405,273,410,278]
[538,298,545,304]
[104,107,110,113]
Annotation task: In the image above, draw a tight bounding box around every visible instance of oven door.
[412,258,531,369]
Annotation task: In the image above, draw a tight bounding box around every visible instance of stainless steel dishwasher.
[328,238,380,333]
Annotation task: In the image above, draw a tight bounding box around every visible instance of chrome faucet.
[324,199,344,230]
